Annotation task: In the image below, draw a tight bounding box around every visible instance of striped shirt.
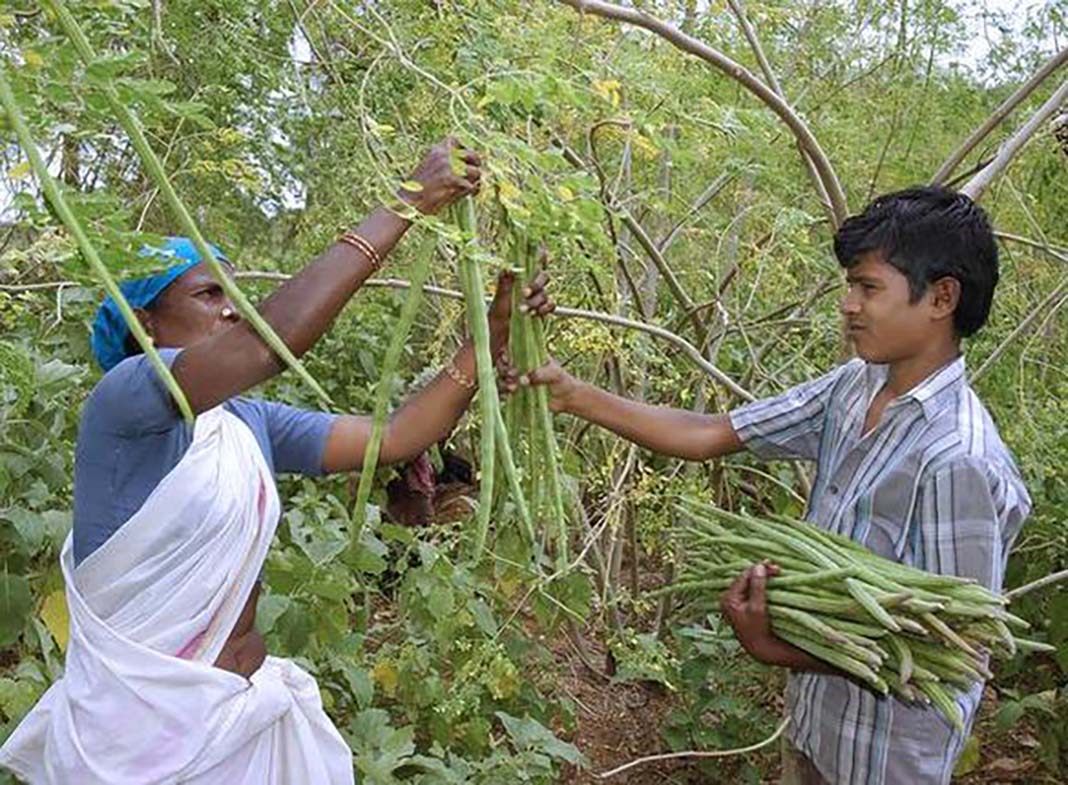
[729,356,1030,785]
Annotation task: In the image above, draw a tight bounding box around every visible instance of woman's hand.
[486,269,554,355]
[399,138,482,215]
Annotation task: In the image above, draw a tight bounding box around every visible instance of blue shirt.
[72,349,337,565]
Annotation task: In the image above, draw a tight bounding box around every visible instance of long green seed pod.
[887,635,914,684]
[916,680,964,731]
[846,578,902,632]
[769,607,881,666]
[921,612,981,659]
[767,566,861,588]
[452,197,497,560]
[492,403,535,547]
[771,617,884,669]
[0,66,194,423]
[350,235,435,545]
[49,0,330,406]
[774,627,888,694]
[522,243,568,564]
[1011,637,1056,654]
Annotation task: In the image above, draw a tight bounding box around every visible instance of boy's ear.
[928,276,961,323]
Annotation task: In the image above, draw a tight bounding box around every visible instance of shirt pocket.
[859,477,919,561]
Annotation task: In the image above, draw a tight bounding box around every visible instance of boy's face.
[840,252,952,363]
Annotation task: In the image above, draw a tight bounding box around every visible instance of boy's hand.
[720,562,785,665]
[521,358,584,413]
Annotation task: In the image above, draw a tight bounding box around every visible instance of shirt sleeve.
[257,400,338,476]
[728,360,859,462]
[911,458,1008,591]
[87,348,184,436]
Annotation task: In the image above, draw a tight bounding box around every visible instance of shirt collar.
[864,356,966,419]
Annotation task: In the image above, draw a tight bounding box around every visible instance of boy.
[525,186,1030,784]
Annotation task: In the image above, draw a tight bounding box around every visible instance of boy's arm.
[523,359,744,461]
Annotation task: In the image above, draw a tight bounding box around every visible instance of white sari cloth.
[0,408,354,784]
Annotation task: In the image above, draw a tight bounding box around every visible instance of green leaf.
[255,593,291,635]
[996,700,1027,731]
[0,676,43,723]
[350,532,389,575]
[84,52,145,82]
[426,585,455,621]
[953,735,981,776]
[496,711,586,765]
[341,663,374,709]
[0,574,33,647]
[468,598,498,636]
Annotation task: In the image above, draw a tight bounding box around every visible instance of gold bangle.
[338,231,383,272]
[444,362,477,390]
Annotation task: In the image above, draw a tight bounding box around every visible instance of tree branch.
[725,0,836,227]
[4,271,754,399]
[933,46,1068,185]
[232,272,756,400]
[971,236,1068,382]
[995,230,1068,260]
[551,133,707,339]
[960,76,1068,201]
[1006,569,1068,601]
[656,170,735,254]
[556,0,848,225]
[596,716,790,779]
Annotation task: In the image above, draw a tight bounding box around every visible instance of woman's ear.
[132,307,155,343]
[929,276,961,323]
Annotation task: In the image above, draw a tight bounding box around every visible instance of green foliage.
[1,0,1067,780]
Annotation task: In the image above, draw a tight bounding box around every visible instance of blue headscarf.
[90,237,229,372]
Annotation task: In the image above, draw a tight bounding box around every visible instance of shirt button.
[828,484,840,495]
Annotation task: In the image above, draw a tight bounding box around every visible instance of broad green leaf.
[0,574,32,647]
[39,589,69,652]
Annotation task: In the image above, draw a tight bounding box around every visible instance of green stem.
[452,198,497,561]
[350,235,435,547]
[49,0,330,406]
[0,65,194,423]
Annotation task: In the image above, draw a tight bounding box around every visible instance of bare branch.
[1,271,755,400]
[551,133,707,338]
[961,77,1068,201]
[556,0,849,225]
[971,281,1068,383]
[657,170,735,254]
[232,272,756,400]
[1006,568,1068,601]
[995,230,1068,260]
[971,236,1068,382]
[934,46,1068,185]
[725,0,836,226]
[596,717,790,779]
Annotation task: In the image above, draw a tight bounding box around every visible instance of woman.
[0,139,554,784]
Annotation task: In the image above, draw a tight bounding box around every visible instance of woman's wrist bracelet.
[338,231,383,272]
[444,362,477,390]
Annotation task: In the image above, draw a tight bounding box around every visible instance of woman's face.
[140,263,240,349]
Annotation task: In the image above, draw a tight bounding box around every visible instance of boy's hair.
[833,186,999,337]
